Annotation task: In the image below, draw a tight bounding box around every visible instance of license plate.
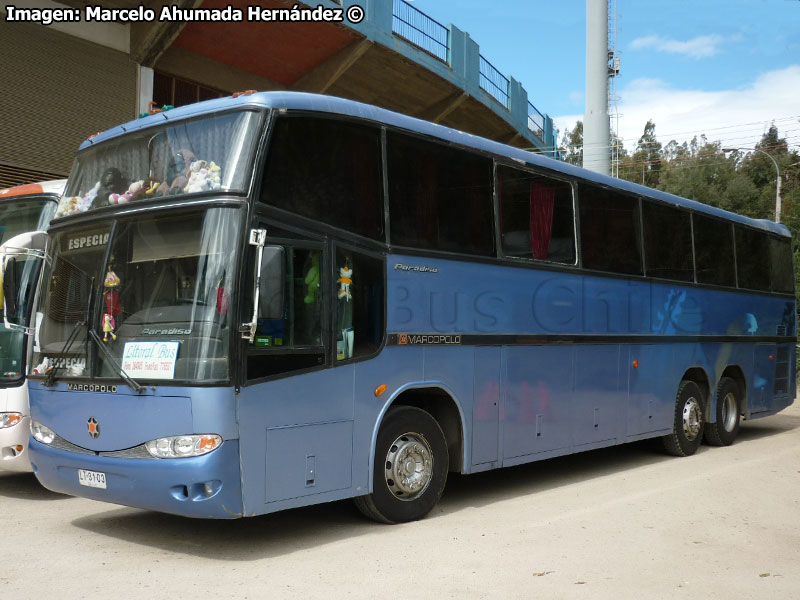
[78,469,107,489]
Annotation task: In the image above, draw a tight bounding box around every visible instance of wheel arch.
[718,365,747,416]
[368,382,466,492]
[681,366,711,418]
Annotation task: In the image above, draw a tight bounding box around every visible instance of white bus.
[0,180,62,472]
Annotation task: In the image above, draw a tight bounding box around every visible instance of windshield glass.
[0,198,56,383]
[30,207,244,383]
[56,110,262,219]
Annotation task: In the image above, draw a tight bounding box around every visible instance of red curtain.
[529,182,554,260]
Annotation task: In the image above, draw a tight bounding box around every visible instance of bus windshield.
[30,207,243,384]
[0,198,56,383]
[56,110,263,219]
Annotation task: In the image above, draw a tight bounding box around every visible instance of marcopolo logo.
[398,334,462,345]
[87,417,100,439]
[67,383,118,393]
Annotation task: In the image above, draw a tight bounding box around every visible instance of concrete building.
[0,0,556,188]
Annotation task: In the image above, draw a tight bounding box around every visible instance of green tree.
[559,121,583,166]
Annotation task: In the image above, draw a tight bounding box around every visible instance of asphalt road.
[3,401,799,599]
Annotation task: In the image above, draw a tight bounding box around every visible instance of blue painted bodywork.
[26,251,796,518]
[29,92,794,518]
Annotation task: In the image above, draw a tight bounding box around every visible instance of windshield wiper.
[44,320,86,387]
[88,329,144,393]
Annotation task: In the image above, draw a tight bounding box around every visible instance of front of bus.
[25,99,265,517]
[0,182,60,472]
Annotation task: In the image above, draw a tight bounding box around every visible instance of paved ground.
[3,402,799,600]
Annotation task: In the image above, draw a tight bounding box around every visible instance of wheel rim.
[384,432,433,501]
[682,396,702,441]
[721,392,737,432]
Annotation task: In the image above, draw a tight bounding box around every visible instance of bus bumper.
[28,437,243,518]
[0,416,33,472]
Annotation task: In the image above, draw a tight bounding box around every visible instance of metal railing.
[479,54,509,108]
[391,0,449,63]
[527,101,545,139]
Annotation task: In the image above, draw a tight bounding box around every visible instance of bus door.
[237,229,385,512]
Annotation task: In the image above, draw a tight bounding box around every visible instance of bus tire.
[703,377,741,446]
[355,406,448,524]
[662,380,705,457]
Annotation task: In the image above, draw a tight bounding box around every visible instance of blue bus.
[16,92,795,523]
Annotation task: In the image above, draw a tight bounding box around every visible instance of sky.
[409,0,800,153]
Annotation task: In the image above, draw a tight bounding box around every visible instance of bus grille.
[46,433,154,459]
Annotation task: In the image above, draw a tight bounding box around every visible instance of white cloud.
[553,65,800,153]
[630,34,726,59]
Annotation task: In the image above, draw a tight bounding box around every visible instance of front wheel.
[703,377,741,446]
[355,406,448,524]
[662,380,705,457]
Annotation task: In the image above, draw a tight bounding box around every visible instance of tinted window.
[498,165,575,264]
[735,226,770,291]
[642,201,693,281]
[262,117,384,241]
[387,132,494,256]
[693,214,735,287]
[579,184,643,275]
[770,237,794,293]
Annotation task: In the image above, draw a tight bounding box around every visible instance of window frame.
[494,160,578,267]
[330,240,387,367]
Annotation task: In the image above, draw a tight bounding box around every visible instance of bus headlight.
[30,420,55,444]
[1,413,23,429]
[145,435,222,459]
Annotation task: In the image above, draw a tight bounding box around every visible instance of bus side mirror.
[2,256,19,321]
[258,246,285,320]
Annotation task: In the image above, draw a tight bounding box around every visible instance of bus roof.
[80,92,788,238]
[0,179,66,201]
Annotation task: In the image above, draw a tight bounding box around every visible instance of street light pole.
[723,147,782,223]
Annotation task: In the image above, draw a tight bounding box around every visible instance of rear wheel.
[355,406,448,524]
[703,377,741,446]
[662,380,705,457]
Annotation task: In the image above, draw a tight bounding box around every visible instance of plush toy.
[109,180,145,205]
[102,313,117,342]
[304,255,320,304]
[161,149,197,195]
[337,265,353,302]
[183,160,222,194]
[144,176,165,197]
[32,358,52,375]
[103,269,121,316]
[92,168,126,210]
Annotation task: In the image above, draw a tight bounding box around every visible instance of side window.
[334,247,385,362]
[387,132,494,256]
[642,201,693,281]
[735,226,770,291]
[497,165,575,264]
[693,214,735,287]
[246,243,326,380]
[770,237,794,294]
[261,116,384,241]
[578,184,643,276]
